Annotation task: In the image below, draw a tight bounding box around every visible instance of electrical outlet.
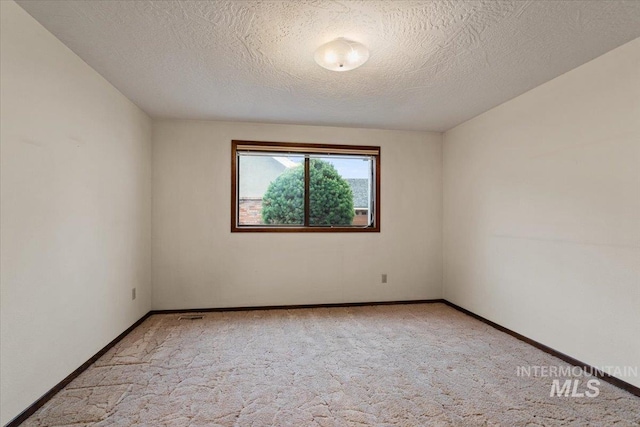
[132,288,136,300]
[381,274,388,284]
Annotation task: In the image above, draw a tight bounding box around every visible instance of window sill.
[231,226,380,233]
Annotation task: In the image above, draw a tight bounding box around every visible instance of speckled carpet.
[22,303,639,426]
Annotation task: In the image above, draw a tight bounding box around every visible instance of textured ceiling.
[16,0,640,132]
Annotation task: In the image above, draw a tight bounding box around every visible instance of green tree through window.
[261,159,355,226]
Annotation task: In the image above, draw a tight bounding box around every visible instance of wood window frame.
[231,140,381,233]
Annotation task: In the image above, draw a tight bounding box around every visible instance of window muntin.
[232,141,380,232]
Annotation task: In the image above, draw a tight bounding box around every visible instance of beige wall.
[443,38,640,387]
[152,120,443,309]
[0,2,152,424]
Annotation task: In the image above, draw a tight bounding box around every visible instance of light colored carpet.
[22,303,639,426]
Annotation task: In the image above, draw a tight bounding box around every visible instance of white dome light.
[314,38,369,72]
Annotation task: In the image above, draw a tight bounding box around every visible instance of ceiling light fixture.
[314,38,369,72]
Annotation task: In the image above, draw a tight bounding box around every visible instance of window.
[232,140,380,232]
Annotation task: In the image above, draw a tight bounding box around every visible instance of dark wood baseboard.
[5,312,152,427]
[150,299,446,315]
[7,298,638,426]
[442,300,640,398]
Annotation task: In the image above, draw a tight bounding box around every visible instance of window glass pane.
[309,156,372,227]
[238,154,304,226]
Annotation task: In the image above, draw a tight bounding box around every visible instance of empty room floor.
[22,304,639,426]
